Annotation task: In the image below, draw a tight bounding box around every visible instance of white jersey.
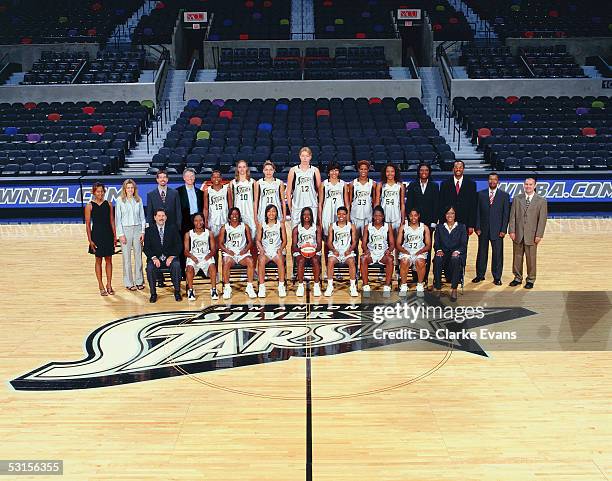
[257,178,283,224]
[380,182,402,226]
[207,184,229,230]
[351,178,374,221]
[291,166,318,226]
[189,229,211,260]
[224,222,247,256]
[296,224,317,249]
[367,223,389,262]
[331,222,353,255]
[402,222,425,254]
[321,179,345,235]
[232,178,256,231]
[261,221,282,258]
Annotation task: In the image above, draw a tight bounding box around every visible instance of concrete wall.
[450,78,612,101]
[0,82,158,105]
[202,39,403,68]
[185,78,421,100]
[0,43,100,71]
[506,37,612,64]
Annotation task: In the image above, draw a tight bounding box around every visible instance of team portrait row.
[85,147,548,303]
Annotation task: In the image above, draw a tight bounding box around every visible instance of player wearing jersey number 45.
[184,213,219,301]
[256,204,287,298]
[325,206,359,297]
[397,208,431,297]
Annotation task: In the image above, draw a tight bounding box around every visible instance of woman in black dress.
[85,182,117,296]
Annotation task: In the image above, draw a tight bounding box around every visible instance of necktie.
[159,227,164,244]
[489,191,494,206]
[526,196,531,207]
[160,189,166,203]
[455,181,460,195]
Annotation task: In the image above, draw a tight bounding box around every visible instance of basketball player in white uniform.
[349,160,375,235]
[319,162,349,237]
[397,208,431,296]
[291,206,322,297]
[360,206,395,293]
[325,206,358,297]
[183,213,219,301]
[202,170,231,243]
[256,160,286,224]
[286,147,321,227]
[231,160,258,238]
[256,204,287,298]
[218,207,256,299]
[375,163,405,233]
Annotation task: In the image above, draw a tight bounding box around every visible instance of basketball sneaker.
[223,284,232,299]
[278,283,287,298]
[296,283,305,297]
[349,284,359,297]
[313,282,322,296]
[246,283,257,299]
[362,284,371,292]
[416,283,425,297]
[187,289,196,301]
[324,284,334,297]
[399,284,408,296]
[258,284,266,298]
[210,288,219,300]
[382,285,391,292]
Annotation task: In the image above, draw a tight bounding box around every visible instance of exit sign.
[184,11,207,22]
[397,8,422,20]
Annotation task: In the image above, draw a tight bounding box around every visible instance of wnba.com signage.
[0,178,610,210]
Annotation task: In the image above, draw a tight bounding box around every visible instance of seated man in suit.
[143,208,183,303]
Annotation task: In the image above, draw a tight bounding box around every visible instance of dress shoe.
[509,280,521,287]
[450,290,458,302]
[471,276,484,283]
[493,279,502,286]
[524,282,534,289]
[157,280,165,288]
[174,290,182,301]
[149,294,157,303]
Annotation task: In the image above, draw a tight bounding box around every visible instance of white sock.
[278,282,284,288]
[246,282,253,288]
[350,279,356,287]
[328,279,334,288]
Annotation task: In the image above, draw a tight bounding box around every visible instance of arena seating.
[453,96,612,171]
[459,43,528,79]
[0,101,151,176]
[147,97,454,175]
[0,0,143,45]
[215,46,390,81]
[461,0,612,38]
[519,45,587,78]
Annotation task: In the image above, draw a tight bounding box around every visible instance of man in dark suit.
[438,160,478,235]
[406,163,439,283]
[146,169,182,230]
[177,167,204,235]
[508,176,547,289]
[473,172,510,285]
[143,208,183,303]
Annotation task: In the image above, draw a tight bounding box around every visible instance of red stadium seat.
[189,116,203,126]
[47,113,61,122]
[91,125,106,135]
[219,110,233,120]
[506,96,519,105]
[24,102,37,110]
[581,127,596,137]
[316,109,330,117]
[368,97,382,104]
[82,106,96,115]
[477,127,492,141]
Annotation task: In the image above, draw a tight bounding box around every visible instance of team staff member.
[438,160,477,236]
[473,172,510,285]
[177,168,204,235]
[146,169,181,229]
[433,206,467,302]
[406,163,439,284]
[508,176,547,289]
[286,147,321,227]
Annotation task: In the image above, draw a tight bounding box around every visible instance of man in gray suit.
[473,172,510,285]
[508,176,547,289]
[146,169,182,230]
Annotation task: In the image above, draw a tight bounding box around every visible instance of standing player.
[325,206,359,297]
[256,204,287,298]
[256,160,286,224]
[184,213,219,301]
[218,207,256,299]
[292,207,323,297]
[319,162,350,237]
[286,147,321,227]
[375,163,405,234]
[397,208,431,297]
[349,160,375,236]
[230,160,258,238]
[360,206,395,293]
[202,170,231,251]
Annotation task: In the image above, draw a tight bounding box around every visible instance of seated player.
[397,208,432,297]
[291,207,322,297]
[360,206,395,293]
[218,207,256,299]
[184,213,219,301]
[256,204,287,298]
[325,206,359,297]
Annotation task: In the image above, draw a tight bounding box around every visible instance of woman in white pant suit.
[115,179,146,290]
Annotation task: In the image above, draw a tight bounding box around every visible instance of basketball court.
[2,218,611,480]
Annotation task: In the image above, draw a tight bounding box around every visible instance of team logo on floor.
[11,298,535,391]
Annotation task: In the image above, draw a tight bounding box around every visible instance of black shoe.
[493,279,502,286]
[174,290,182,301]
[450,291,458,302]
[157,280,165,288]
[524,282,534,289]
[509,280,521,287]
[149,294,157,303]
[471,276,484,283]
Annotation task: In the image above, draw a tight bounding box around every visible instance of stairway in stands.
[121,69,188,175]
[447,0,497,39]
[110,0,157,49]
[419,66,484,169]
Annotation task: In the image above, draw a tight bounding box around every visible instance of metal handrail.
[183,56,199,101]
[70,60,88,84]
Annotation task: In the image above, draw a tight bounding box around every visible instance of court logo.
[11,300,535,391]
